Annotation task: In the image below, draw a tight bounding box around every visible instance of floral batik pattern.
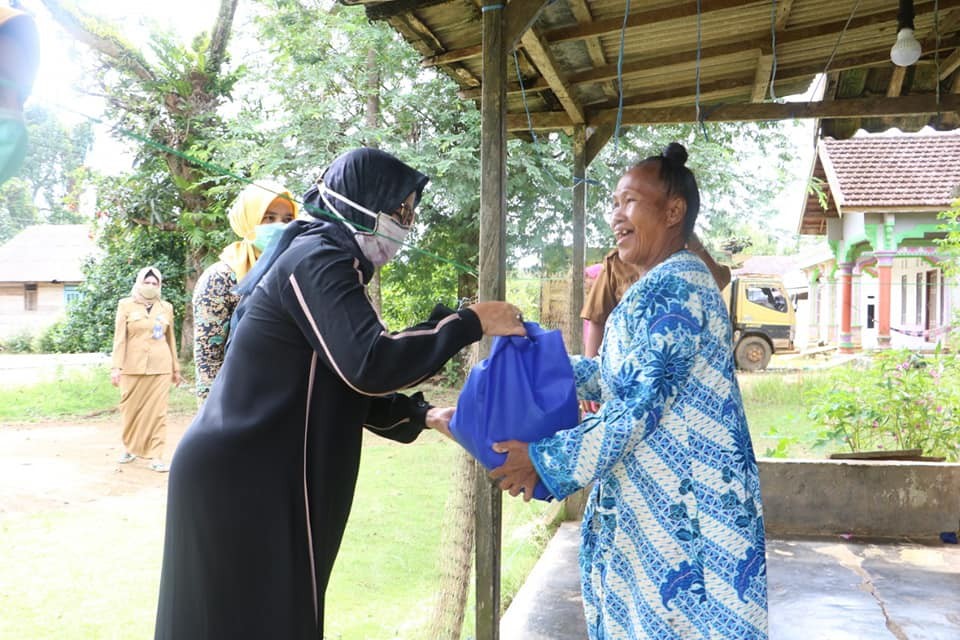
[193,261,240,403]
[529,250,768,639]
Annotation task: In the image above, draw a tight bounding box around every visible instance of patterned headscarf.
[218,180,299,281]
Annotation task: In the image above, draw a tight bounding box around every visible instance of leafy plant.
[807,351,960,461]
[1,330,36,354]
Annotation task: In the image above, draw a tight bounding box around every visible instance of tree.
[0,105,93,242]
[41,0,242,357]
[48,194,189,353]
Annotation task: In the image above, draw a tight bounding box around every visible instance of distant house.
[797,131,960,352]
[0,224,96,339]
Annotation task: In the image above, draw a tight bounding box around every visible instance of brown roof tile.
[820,132,960,208]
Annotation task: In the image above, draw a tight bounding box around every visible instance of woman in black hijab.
[155,148,524,640]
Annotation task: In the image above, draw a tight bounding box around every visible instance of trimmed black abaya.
[155,150,480,639]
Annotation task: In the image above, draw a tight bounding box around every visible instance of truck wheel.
[735,336,772,371]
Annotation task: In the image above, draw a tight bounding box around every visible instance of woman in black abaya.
[155,148,524,639]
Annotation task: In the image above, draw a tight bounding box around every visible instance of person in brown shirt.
[110,266,181,472]
[582,232,730,358]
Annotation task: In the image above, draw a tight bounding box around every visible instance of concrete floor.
[501,522,960,640]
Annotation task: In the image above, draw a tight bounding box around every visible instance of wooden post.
[570,125,586,354]
[476,2,506,639]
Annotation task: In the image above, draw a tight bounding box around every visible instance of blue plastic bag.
[449,322,579,501]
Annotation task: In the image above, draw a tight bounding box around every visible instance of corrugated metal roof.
[0,224,97,283]
[345,0,960,138]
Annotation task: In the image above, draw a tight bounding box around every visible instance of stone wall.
[759,459,960,539]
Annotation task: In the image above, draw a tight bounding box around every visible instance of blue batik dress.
[529,250,768,640]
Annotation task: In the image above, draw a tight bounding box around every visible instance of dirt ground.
[0,412,190,517]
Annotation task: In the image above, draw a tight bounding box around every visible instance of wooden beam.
[605,94,960,126]
[752,54,774,102]
[425,0,960,70]
[940,48,960,81]
[585,124,614,167]
[504,0,550,49]
[887,65,907,97]
[457,20,959,99]
[544,0,960,45]
[476,1,506,637]
[775,0,795,31]
[567,0,613,99]
[543,0,750,44]
[570,125,586,355]
[568,0,606,66]
[395,11,481,87]
[519,29,585,124]
[424,0,753,67]
[506,94,960,130]
[576,42,960,114]
[365,0,456,21]
[424,44,482,67]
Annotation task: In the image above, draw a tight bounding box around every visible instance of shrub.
[807,349,960,461]
[1,330,36,353]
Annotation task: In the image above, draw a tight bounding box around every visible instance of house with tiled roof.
[0,224,96,339]
[797,130,960,352]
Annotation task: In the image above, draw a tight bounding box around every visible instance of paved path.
[0,352,109,387]
[502,522,960,639]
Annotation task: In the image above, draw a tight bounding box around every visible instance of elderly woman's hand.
[467,301,527,337]
[425,406,455,440]
[490,440,539,502]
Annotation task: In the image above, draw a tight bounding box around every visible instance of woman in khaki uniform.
[110,267,181,472]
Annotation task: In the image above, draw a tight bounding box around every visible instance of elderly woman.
[192,180,298,404]
[493,143,768,639]
[110,267,181,472]
[155,147,525,640]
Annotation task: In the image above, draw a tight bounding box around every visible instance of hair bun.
[662,142,688,166]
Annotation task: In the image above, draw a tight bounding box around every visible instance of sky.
[20,0,818,238]
[25,0,226,174]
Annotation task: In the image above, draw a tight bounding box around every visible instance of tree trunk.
[365,47,380,138]
[179,249,204,364]
[427,446,478,639]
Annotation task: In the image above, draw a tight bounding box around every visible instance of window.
[915,273,923,325]
[64,285,80,305]
[900,275,907,325]
[24,284,37,311]
[745,286,789,313]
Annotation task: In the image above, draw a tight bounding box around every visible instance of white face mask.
[319,185,410,268]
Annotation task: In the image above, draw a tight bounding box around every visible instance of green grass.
[325,431,556,640]
[739,371,828,458]
[0,366,197,422]
[0,368,833,638]
[0,495,167,639]
[0,380,555,640]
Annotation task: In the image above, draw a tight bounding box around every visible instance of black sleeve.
[279,248,482,396]
[362,391,432,444]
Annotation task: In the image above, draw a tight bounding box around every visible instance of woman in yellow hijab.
[192,180,298,403]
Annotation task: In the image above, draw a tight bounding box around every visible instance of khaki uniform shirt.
[111,297,179,375]
[580,249,642,324]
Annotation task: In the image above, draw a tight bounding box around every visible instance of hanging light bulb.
[891,0,922,67]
